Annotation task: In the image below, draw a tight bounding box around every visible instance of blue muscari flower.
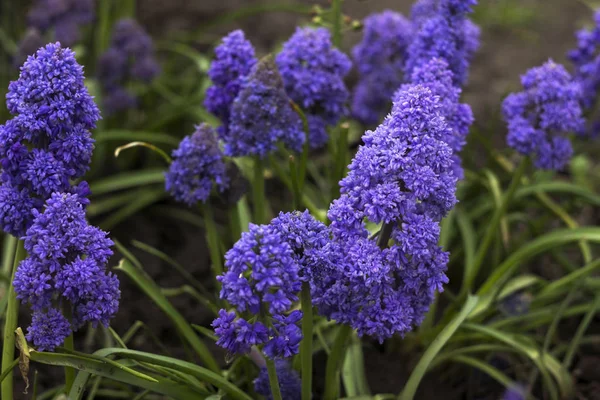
[97,19,160,114]
[0,43,99,237]
[568,10,600,110]
[400,58,474,179]
[503,60,585,170]
[205,30,257,137]
[351,10,414,125]
[406,0,480,86]
[13,193,118,351]
[276,27,352,148]
[225,56,304,157]
[165,124,229,206]
[503,385,526,400]
[254,359,301,400]
[321,85,456,341]
[214,211,326,359]
[27,0,95,47]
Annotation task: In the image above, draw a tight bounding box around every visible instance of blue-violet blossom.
[27,0,95,46]
[165,124,229,205]
[254,359,301,400]
[97,19,160,114]
[352,10,414,125]
[502,60,585,170]
[13,193,118,351]
[225,56,304,156]
[205,30,257,138]
[276,27,352,148]
[0,43,98,237]
[406,0,480,86]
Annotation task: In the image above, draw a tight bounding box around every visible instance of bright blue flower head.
[165,124,229,206]
[225,56,304,157]
[503,60,585,170]
[13,193,118,351]
[322,84,455,340]
[406,0,480,86]
[205,30,257,137]
[568,10,600,110]
[276,27,351,148]
[351,10,414,125]
[28,0,95,46]
[0,43,98,237]
[214,211,329,359]
[254,360,301,400]
[97,19,160,114]
[400,58,474,179]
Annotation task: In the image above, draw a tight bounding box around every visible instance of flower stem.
[253,157,266,224]
[200,202,223,278]
[266,357,283,400]
[1,239,25,400]
[300,282,313,400]
[465,157,529,294]
[331,0,343,48]
[323,324,352,400]
[63,306,75,393]
[377,222,395,249]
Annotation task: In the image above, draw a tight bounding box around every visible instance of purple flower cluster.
[13,193,118,351]
[205,30,257,137]
[97,19,160,114]
[352,11,414,125]
[503,385,526,400]
[224,57,304,157]
[399,58,474,179]
[13,29,45,68]
[213,211,329,358]
[503,60,585,170]
[27,0,95,46]
[0,43,98,237]
[406,0,480,86]
[254,360,301,400]
[322,85,456,340]
[165,124,229,205]
[276,27,352,148]
[568,10,600,110]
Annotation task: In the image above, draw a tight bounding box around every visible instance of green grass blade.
[399,295,479,400]
[95,130,180,147]
[449,355,513,388]
[115,259,220,373]
[90,170,166,196]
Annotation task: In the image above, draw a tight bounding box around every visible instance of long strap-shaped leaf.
[69,348,252,400]
[398,295,479,400]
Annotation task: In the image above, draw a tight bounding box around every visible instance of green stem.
[266,358,283,400]
[1,239,25,400]
[331,0,343,48]
[229,205,242,242]
[332,123,349,200]
[200,202,223,278]
[253,157,266,224]
[300,283,313,400]
[63,306,75,393]
[323,324,352,400]
[468,157,529,291]
[290,100,310,198]
[563,294,600,368]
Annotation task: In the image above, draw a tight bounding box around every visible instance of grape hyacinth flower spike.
[97,19,160,114]
[0,43,99,237]
[321,84,457,341]
[27,0,95,46]
[225,56,304,157]
[205,30,257,138]
[276,27,352,148]
[165,124,230,206]
[13,193,119,351]
[406,0,480,86]
[351,10,414,125]
[503,60,585,170]
[254,359,302,400]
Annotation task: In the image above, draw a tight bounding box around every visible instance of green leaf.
[537,258,600,303]
[95,131,180,147]
[399,295,479,400]
[74,348,252,400]
[90,170,165,196]
[477,227,600,297]
[28,351,200,400]
[448,355,513,388]
[463,323,573,400]
[342,333,371,397]
[457,210,476,296]
[98,188,167,230]
[115,259,220,373]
